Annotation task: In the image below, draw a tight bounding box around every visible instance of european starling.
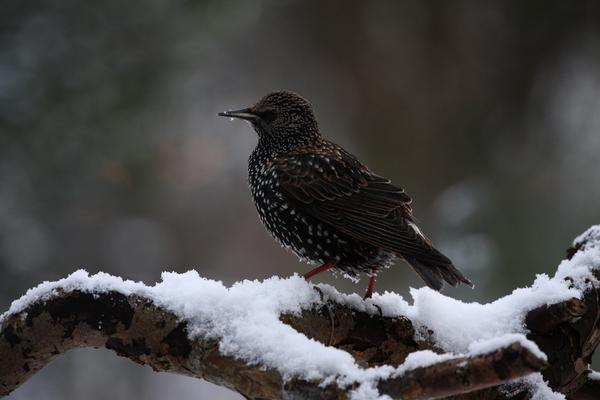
[219,91,472,298]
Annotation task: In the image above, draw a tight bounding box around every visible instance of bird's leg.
[303,262,334,280]
[363,267,380,299]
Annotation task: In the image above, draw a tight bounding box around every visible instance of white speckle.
[408,221,425,238]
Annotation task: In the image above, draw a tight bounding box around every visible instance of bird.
[218,91,472,298]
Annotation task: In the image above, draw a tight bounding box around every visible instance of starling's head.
[219,91,320,150]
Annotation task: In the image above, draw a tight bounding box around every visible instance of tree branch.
[377,343,547,400]
[0,289,547,400]
[1,226,599,399]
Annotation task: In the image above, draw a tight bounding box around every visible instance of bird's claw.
[369,303,383,318]
[313,286,325,302]
[374,304,383,317]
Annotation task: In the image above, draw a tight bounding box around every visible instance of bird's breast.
[249,164,295,244]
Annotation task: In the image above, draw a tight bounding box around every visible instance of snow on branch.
[1,226,600,399]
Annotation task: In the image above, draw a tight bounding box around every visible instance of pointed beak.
[218,108,258,121]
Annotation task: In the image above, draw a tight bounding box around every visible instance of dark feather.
[274,140,472,289]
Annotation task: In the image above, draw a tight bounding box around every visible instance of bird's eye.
[258,110,277,123]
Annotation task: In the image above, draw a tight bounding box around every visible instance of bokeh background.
[2,0,600,398]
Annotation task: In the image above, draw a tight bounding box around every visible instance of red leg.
[363,268,379,299]
[303,262,335,280]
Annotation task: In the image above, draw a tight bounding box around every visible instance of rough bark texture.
[1,232,599,399]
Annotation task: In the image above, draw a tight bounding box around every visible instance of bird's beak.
[218,108,258,121]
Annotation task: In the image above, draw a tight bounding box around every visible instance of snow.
[1,270,150,317]
[2,225,600,399]
[525,374,567,400]
[468,334,547,361]
[588,370,600,381]
[395,350,456,374]
[573,225,600,248]
[405,274,582,354]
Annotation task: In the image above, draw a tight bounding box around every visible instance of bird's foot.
[362,268,379,299]
[303,261,335,281]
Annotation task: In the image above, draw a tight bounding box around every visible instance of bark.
[1,230,599,399]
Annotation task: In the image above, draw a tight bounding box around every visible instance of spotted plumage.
[219,91,472,297]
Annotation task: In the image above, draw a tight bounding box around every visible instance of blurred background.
[2,0,600,398]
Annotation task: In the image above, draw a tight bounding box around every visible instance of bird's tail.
[406,251,473,291]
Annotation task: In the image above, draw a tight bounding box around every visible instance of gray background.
[2,1,600,398]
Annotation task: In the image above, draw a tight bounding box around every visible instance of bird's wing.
[273,146,445,262]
